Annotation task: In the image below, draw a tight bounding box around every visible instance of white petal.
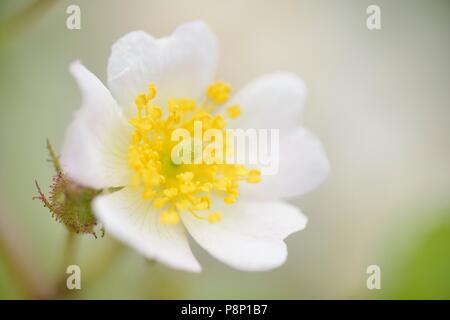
[61,61,131,189]
[182,199,307,271]
[227,72,306,135]
[241,126,330,200]
[107,21,218,114]
[93,188,201,272]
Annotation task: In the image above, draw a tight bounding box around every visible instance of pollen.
[247,169,262,184]
[206,81,231,104]
[207,212,222,224]
[226,105,241,119]
[127,82,261,225]
[160,209,181,224]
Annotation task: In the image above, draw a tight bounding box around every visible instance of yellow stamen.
[206,81,231,104]
[148,83,157,100]
[135,93,148,110]
[127,82,261,225]
[226,105,241,119]
[160,210,181,224]
[207,212,222,224]
[247,169,262,184]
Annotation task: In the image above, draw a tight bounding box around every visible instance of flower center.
[127,82,261,225]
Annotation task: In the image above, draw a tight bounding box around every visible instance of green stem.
[56,231,77,297]
[55,237,124,299]
[62,231,77,268]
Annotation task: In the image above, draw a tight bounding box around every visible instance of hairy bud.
[33,140,103,237]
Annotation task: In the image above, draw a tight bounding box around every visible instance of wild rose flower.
[60,21,329,272]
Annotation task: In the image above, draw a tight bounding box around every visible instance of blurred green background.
[0,0,449,299]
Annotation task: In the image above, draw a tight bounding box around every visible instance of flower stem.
[56,231,78,296]
[56,238,125,299]
[62,231,77,268]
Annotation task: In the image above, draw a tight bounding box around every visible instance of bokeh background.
[0,0,449,299]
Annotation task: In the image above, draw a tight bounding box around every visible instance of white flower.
[60,21,330,272]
